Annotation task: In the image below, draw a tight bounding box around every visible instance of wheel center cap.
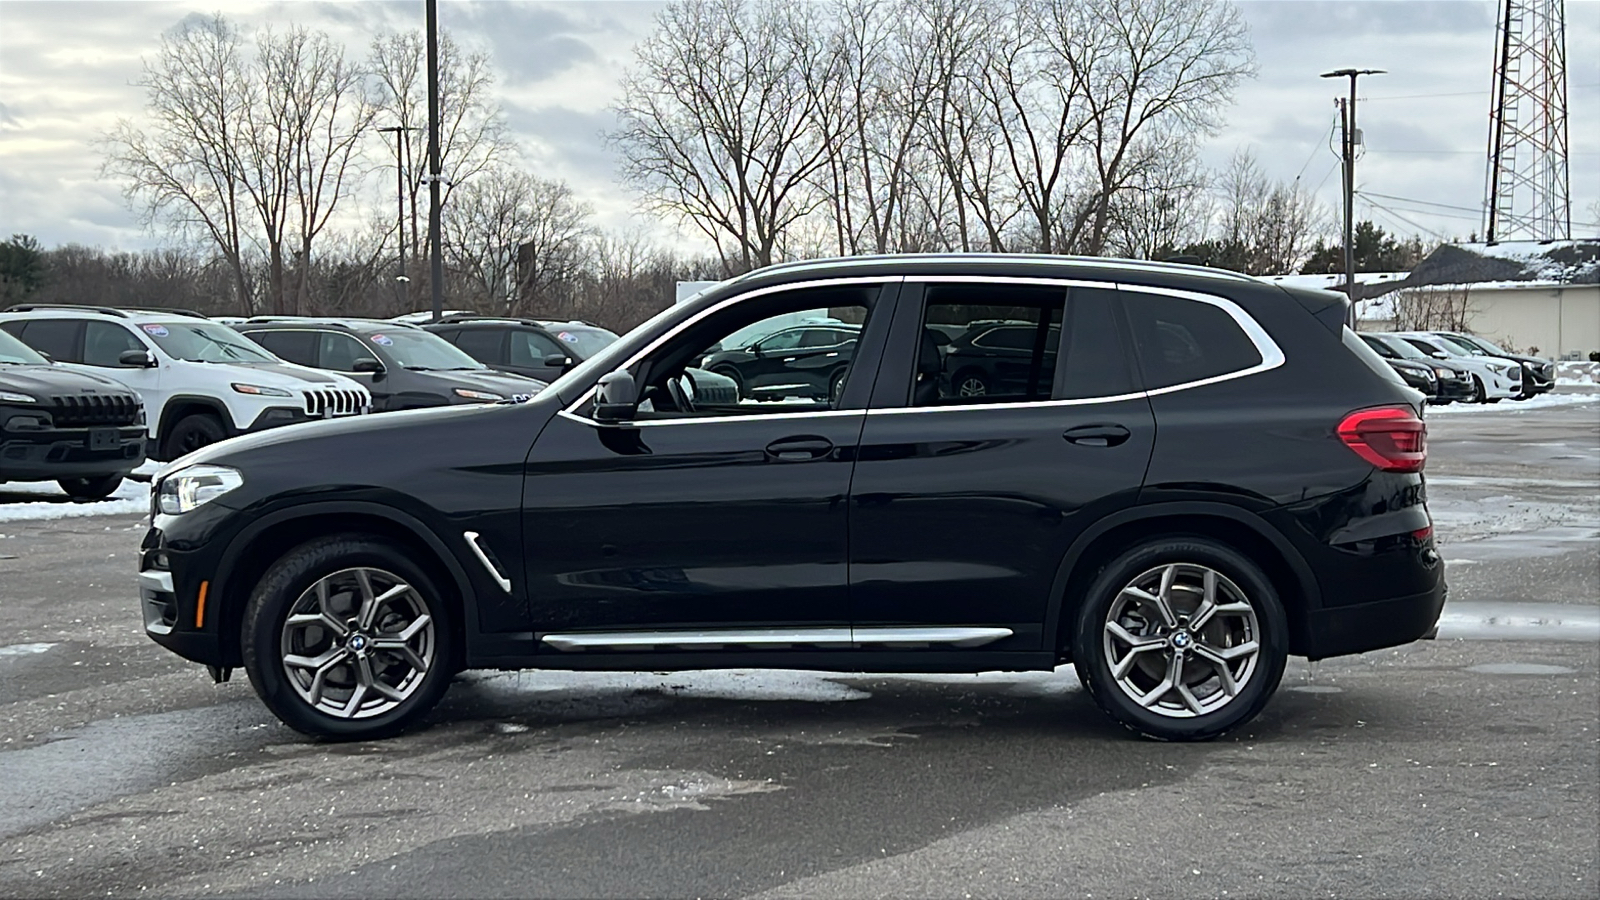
[1170,630,1193,650]
[346,633,370,653]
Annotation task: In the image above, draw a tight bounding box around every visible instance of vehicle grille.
[302,388,369,418]
[48,393,141,427]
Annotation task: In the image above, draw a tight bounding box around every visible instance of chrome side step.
[540,626,1013,652]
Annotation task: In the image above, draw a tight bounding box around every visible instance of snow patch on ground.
[1428,392,1599,414]
[0,477,149,523]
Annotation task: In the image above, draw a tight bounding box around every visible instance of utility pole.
[376,126,416,312]
[425,0,444,324]
[1321,67,1384,326]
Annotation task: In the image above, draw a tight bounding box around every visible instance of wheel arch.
[1045,502,1320,661]
[210,501,477,669]
[157,396,235,444]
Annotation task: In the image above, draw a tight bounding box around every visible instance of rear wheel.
[242,535,455,740]
[829,368,848,405]
[952,369,989,398]
[162,412,227,461]
[1072,538,1288,741]
[57,474,124,500]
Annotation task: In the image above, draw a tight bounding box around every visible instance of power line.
[1359,191,1483,214]
[1357,195,1454,240]
[1358,90,1488,101]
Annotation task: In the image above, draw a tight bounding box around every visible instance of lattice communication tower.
[1484,0,1571,241]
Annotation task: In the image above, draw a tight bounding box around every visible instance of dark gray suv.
[236,319,546,412]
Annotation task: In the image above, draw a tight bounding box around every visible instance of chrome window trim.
[556,407,861,428]
[868,390,1150,416]
[562,275,901,416]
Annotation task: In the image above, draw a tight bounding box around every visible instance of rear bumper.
[1302,581,1447,660]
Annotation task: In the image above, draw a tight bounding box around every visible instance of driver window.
[618,285,878,420]
[318,333,370,372]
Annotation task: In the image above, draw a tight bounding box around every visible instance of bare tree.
[1071,0,1255,255]
[102,14,256,311]
[612,0,846,274]
[104,15,373,315]
[367,29,511,270]
[1103,135,1210,259]
[1394,286,1473,332]
[444,169,594,315]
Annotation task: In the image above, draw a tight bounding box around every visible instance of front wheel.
[162,413,227,461]
[1072,538,1288,741]
[242,536,455,740]
[58,474,124,500]
[1470,375,1488,403]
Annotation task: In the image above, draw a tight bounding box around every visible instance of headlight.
[232,383,294,397]
[157,464,243,515]
[453,388,504,401]
[1432,367,1451,379]
[0,390,39,404]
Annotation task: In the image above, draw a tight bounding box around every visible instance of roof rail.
[4,303,129,317]
[436,313,544,326]
[128,306,209,319]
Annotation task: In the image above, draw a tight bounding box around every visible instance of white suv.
[1391,331,1521,402]
[0,305,371,460]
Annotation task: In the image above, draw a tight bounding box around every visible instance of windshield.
[1435,334,1486,356]
[362,329,485,370]
[1373,334,1430,360]
[1458,334,1509,355]
[141,321,277,363]
[548,326,618,359]
[0,328,50,365]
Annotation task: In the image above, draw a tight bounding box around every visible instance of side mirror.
[543,352,573,369]
[593,370,638,422]
[749,344,764,358]
[352,357,385,374]
[1431,351,1450,360]
[119,349,156,368]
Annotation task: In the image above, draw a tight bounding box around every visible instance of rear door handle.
[1062,424,1131,447]
[765,436,835,461]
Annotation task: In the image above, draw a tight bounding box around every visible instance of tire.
[1470,375,1487,404]
[57,474,124,500]
[1484,397,1501,404]
[829,368,848,405]
[952,369,989,398]
[241,535,455,740]
[711,366,745,400]
[1071,537,1288,742]
[162,413,227,461]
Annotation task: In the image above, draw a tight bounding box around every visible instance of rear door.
[847,280,1155,649]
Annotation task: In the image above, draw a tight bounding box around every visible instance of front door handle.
[765,436,835,461]
[1062,424,1131,447]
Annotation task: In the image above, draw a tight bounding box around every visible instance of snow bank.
[1429,392,1600,415]
[0,477,150,523]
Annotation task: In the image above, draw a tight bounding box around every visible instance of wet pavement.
[0,395,1596,899]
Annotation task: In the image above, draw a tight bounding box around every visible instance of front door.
[848,281,1155,649]
[518,281,894,642]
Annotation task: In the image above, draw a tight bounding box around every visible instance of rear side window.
[18,319,84,362]
[1123,293,1262,390]
[250,330,317,366]
[454,328,506,364]
[920,284,1063,405]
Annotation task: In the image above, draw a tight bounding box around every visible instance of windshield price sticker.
[142,324,170,337]
[558,331,578,343]
[370,334,394,346]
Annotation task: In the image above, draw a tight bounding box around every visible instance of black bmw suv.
[1,327,145,499]
[141,255,1443,742]
[235,318,546,411]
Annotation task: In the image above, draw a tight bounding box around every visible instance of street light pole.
[1321,67,1384,327]
[425,0,444,325]
[376,126,413,312]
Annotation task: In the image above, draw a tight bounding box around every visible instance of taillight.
[1337,406,1427,472]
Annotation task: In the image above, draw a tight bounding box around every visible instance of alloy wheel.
[1101,563,1261,718]
[279,566,435,720]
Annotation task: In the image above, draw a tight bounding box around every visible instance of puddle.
[1435,602,1600,641]
[1466,663,1576,675]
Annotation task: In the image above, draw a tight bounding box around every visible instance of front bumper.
[139,503,241,667]
[1432,376,1476,403]
[242,405,365,433]
[0,423,146,481]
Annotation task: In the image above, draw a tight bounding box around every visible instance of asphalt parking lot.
[1,395,1596,899]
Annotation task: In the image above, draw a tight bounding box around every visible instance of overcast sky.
[1,0,1596,257]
